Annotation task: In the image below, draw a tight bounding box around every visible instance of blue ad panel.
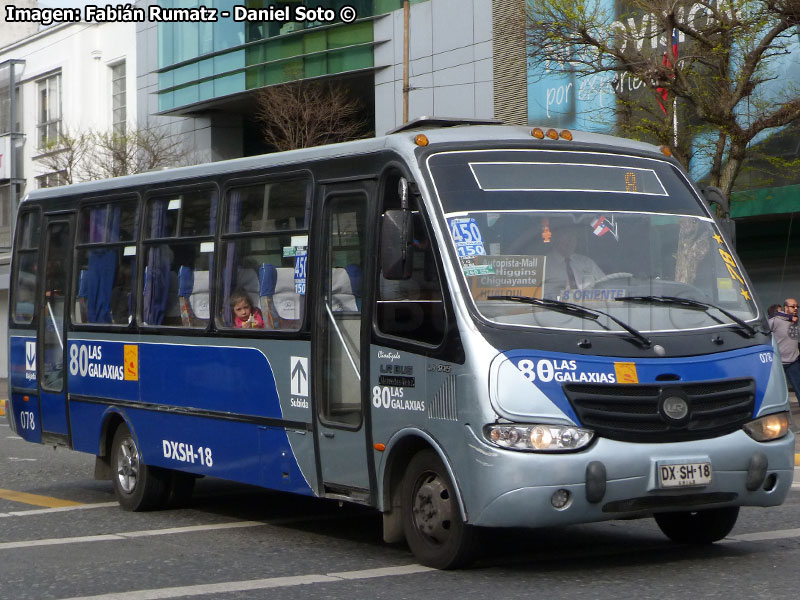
[70,401,312,495]
[504,344,775,424]
[9,336,38,390]
[9,393,41,444]
[68,340,282,418]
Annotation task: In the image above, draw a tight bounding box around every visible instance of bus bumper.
[465,427,795,528]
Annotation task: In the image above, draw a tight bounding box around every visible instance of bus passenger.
[231,290,265,329]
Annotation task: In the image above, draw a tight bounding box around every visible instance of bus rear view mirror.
[701,186,730,217]
[381,209,414,280]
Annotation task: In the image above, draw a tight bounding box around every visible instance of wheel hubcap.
[116,437,139,494]
[412,472,453,544]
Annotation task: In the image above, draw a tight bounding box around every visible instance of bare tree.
[37,128,92,185]
[80,125,186,180]
[524,0,800,199]
[254,80,370,151]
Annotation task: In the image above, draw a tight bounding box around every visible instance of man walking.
[769,298,800,406]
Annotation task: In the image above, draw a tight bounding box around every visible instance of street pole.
[403,1,409,124]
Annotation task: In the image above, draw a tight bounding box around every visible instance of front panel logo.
[25,341,36,381]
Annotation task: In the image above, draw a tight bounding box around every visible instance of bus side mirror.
[701,186,736,247]
[701,186,730,218]
[381,209,414,280]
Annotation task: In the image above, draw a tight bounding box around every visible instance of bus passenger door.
[313,186,373,498]
[38,216,74,442]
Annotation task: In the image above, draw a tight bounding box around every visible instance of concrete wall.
[374,0,494,135]
[0,19,137,191]
[134,0,243,167]
[0,0,38,48]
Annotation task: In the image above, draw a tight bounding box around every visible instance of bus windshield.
[428,150,757,333]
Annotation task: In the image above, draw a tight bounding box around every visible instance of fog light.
[551,489,571,509]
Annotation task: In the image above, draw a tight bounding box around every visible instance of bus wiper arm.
[614,295,759,338]
[488,295,652,348]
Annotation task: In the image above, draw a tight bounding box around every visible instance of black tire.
[110,424,169,511]
[166,470,196,508]
[401,449,476,569]
[654,506,739,544]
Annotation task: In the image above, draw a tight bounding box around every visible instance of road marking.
[0,521,266,550]
[0,488,84,508]
[58,565,435,600]
[724,528,800,543]
[0,502,119,518]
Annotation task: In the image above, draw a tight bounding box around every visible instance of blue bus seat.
[259,264,301,328]
[178,266,210,327]
[331,265,361,312]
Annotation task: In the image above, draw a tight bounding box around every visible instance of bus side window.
[141,189,217,328]
[376,175,446,345]
[72,200,138,326]
[11,210,41,324]
[217,178,310,330]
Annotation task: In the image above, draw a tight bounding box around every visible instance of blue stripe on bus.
[503,344,775,424]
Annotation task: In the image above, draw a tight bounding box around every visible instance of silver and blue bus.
[6,118,794,568]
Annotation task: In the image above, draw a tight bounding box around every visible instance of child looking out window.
[231,290,265,329]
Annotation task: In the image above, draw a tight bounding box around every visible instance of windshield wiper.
[488,295,652,348]
[614,295,759,338]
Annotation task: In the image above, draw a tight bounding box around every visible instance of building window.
[111,62,126,136]
[36,171,67,189]
[37,73,61,149]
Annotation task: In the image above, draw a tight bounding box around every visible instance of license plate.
[657,462,712,488]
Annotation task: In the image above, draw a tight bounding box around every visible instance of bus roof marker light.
[560,130,573,141]
[546,128,559,140]
[531,127,545,139]
[660,145,672,157]
[415,134,429,147]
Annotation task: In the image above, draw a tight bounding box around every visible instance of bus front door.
[314,187,372,498]
[37,216,74,443]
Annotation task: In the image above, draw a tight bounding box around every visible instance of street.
[1,415,799,600]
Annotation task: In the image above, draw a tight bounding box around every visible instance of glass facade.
[156,0,416,113]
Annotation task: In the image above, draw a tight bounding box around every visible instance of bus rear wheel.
[654,506,739,544]
[111,424,169,511]
[401,449,475,569]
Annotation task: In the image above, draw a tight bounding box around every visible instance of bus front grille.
[563,378,756,443]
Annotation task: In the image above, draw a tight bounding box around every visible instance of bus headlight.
[743,412,790,441]
[485,424,594,451]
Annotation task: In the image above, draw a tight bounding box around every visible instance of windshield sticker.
[562,288,625,302]
[466,255,544,300]
[448,217,486,257]
[713,235,751,301]
[591,215,618,240]
[294,250,307,295]
[463,263,495,277]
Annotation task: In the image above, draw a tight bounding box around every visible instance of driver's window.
[376,173,446,345]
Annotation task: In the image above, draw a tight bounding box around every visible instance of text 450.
[162,439,214,467]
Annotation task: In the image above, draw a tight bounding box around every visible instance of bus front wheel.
[654,506,739,544]
[401,449,475,569]
[110,424,169,511]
